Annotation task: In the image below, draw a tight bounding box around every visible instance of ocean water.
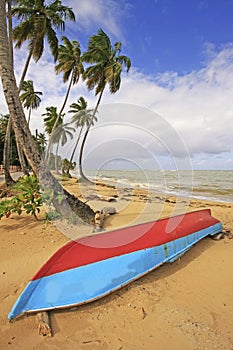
[85,170,233,203]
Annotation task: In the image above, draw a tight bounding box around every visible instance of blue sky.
[1,0,233,170]
[123,0,233,75]
[67,0,233,75]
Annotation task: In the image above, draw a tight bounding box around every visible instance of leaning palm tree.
[0,2,94,223]
[47,35,84,153]
[52,122,74,173]
[2,114,15,185]
[33,131,47,155]
[43,106,63,135]
[3,0,28,184]
[3,113,29,182]
[43,106,63,162]
[80,29,131,181]
[67,97,96,176]
[5,0,74,179]
[36,131,47,147]
[20,80,42,126]
[12,0,75,89]
[55,36,84,119]
[7,0,13,67]
[0,114,10,147]
[3,116,29,183]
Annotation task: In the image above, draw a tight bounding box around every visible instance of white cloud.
[104,45,233,164]
[65,0,130,40]
[1,40,233,170]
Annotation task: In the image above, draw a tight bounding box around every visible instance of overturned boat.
[9,209,222,320]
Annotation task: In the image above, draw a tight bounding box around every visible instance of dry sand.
[0,177,233,350]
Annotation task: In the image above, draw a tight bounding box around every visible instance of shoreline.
[1,170,233,204]
[0,177,233,349]
[81,169,233,204]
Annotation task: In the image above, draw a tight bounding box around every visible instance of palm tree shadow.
[1,215,43,231]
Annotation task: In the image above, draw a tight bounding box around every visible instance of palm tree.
[46,35,84,154]
[80,28,131,181]
[0,114,11,154]
[7,0,13,67]
[0,1,94,223]
[4,114,29,180]
[43,106,63,163]
[4,0,74,179]
[67,97,96,176]
[4,1,29,181]
[33,131,47,155]
[2,115,15,185]
[12,0,76,89]
[52,122,74,173]
[2,114,28,184]
[20,80,42,125]
[36,131,47,146]
[55,36,84,118]
[43,106,63,135]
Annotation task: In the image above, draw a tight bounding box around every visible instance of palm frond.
[13,20,33,47]
[117,55,131,72]
[46,25,59,61]
[33,37,44,62]
[82,28,131,97]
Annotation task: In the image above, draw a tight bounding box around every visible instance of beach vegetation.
[61,158,76,177]
[44,209,62,221]
[0,175,43,220]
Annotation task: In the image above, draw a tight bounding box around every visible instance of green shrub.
[0,175,42,220]
[45,210,62,221]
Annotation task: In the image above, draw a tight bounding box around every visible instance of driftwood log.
[37,312,52,336]
[211,229,233,240]
[94,211,106,232]
[85,194,117,202]
[93,207,117,232]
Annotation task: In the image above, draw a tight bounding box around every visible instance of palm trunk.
[7,0,13,68]
[55,142,60,174]
[58,74,74,117]
[3,117,15,186]
[27,107,32,125]
[46,74,73,161]
[67,125,83,175]
[0,3,95,224]
[16,139,29,175]
[3,0,15,186]
[18,48,33,91]
[79,89,104,182]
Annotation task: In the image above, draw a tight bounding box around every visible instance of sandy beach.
[0,177,233,350]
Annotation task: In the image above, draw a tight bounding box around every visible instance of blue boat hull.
[8,222,222,320]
